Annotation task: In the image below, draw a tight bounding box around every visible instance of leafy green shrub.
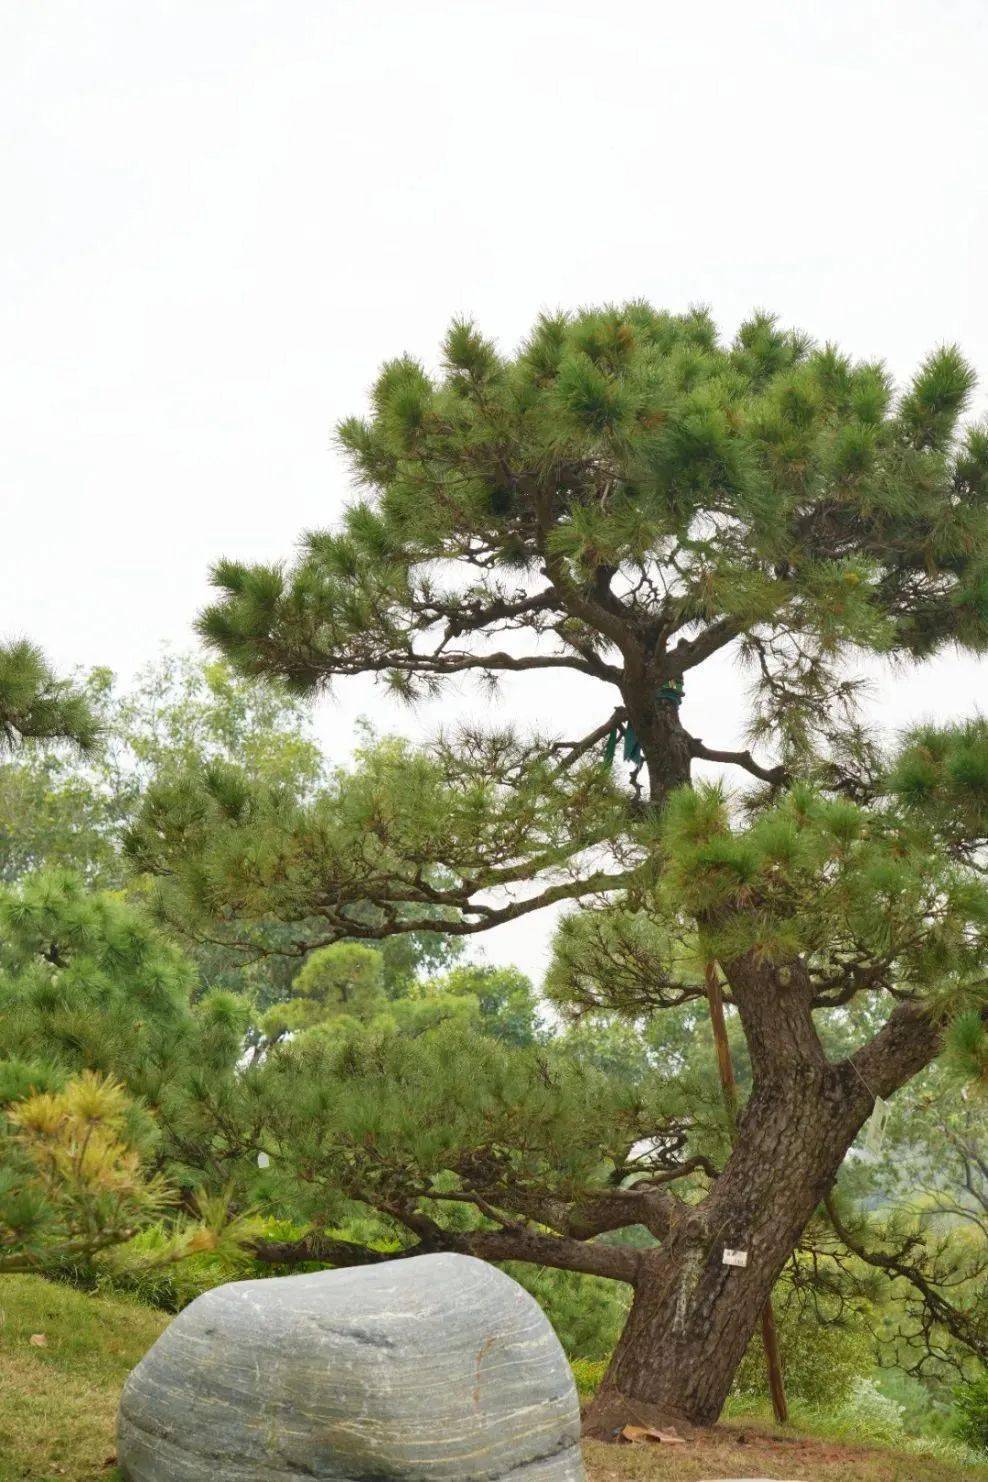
[837,1378,906,1443]
[732,1302,874,1408]
[874,1367,956,1441]
[570,1356,608,1401]
[82,1215,300,1311]
[91,1224,246,1310]
[953,1372,988,1455]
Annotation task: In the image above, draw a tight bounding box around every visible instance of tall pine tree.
[130,305,988,1427]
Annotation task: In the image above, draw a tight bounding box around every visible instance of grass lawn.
[0,1275,983,1482]
[0,1275,167,1482]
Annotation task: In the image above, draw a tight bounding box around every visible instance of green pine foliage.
[504,1263,630,1361]
[236,1015,702,1248]
[0,640,95,754]
[198,306,988,731]
[125,727,630,955]
[943,1009,988,1084]
[134,307,988,982]
[0,867,585,1270]
[0,870,195,1079]
[657,779,988,983]
[290,943,388,1016]
[954,1373,988,1454]
[0,1070,169,1274]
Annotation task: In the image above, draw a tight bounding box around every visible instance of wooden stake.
[759,1296,789,1426]
[704,961,789,1425]
[705,964,739,1125]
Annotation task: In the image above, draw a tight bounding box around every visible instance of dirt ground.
[581,1418,986,1481]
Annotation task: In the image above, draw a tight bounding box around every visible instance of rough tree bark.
[583,962,944,1431]
[705,960,788,1424]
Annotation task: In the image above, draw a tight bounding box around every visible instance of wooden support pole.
[759,1297,790,1426]
[705,961,789,1425]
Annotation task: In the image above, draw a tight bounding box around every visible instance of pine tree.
[129,305,988,1427]
[0,871,260,1276]
[0,1070,171,1274]
[0,639,95,754]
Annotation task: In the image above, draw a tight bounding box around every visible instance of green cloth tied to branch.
[604,682,684,768]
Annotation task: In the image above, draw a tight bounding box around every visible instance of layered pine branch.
[0,640,95,754]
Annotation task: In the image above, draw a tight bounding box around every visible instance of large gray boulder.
[117,1252,584,1480]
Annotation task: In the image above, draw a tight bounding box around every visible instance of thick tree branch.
[846,1000,944,1102]
[414,588,560,636]
[310,646,621,683]
[467,1226,642,1283]
[551,708,627,773]
[252,1224,642,1283]
[251,1233,401,1267]
[528,486,644,662]
[669,617,743,674]
[690,738,787,786]
[316,867,643,941]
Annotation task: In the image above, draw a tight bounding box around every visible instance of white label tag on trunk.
[863,1097,889,1159]
[722,1248,748,1267]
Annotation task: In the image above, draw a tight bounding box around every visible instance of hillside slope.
[0,1275,166,1481]
[0,1276,982,1482]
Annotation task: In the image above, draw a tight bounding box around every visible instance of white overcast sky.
[2,0,986,979]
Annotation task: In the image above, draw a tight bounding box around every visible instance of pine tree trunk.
[582,693,944,1434]
[585,1078,868,1428]
[584,953,882,1433]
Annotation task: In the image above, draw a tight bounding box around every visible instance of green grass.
[0,1275,983,1482]
[0,1275,167,1481]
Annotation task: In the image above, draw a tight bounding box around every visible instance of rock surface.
[117,1252,584,1480]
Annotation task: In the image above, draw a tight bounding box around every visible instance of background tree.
[121,305,988,1427]
[0,652,463,1008]
[0,869,249,1277]
[814,1052,987,1389]
[0,651,318,887]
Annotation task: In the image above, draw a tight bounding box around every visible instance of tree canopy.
[130,307,988,971]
